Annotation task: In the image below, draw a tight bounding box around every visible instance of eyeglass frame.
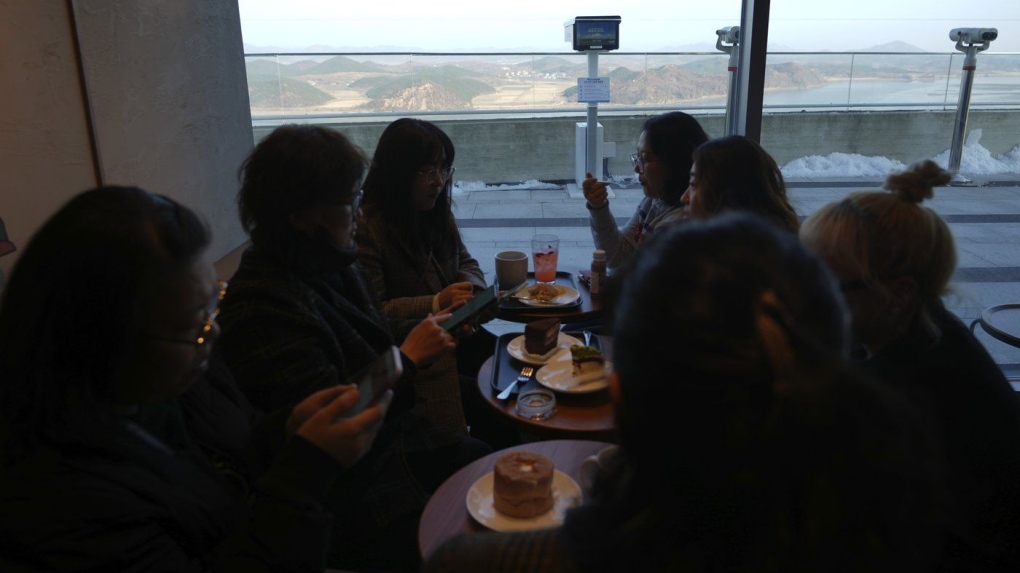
[350,189,363,214]
[145,280,228,348]
[416,166,456,181]
[630,152,659,172]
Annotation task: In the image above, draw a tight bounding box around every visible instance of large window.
[238,1,1020,371]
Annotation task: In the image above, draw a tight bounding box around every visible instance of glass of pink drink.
[531,234,560,284]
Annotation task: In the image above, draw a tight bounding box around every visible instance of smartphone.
[441,285,498,332]
[343,345,402,417]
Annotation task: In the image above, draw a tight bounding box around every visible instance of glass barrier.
[244,51,1020,119]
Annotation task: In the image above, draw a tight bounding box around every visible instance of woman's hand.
[583,172,609,209]
[289,384,390,468]
[436,281,474,310]
[400,313,457,367]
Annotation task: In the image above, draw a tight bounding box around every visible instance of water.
[758,76,1020,110]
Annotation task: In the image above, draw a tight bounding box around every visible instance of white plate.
[465,469,581,532]
[506,333,582,365]
[535,351,613,394]
[513,284,581,307]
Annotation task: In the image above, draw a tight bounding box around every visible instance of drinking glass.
[531,234,559,284]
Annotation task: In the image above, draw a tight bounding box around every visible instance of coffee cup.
[579,445,621,497]
[495,250,528,289]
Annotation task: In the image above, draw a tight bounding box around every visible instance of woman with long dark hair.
[683,134,799,233]
[357,118,515,448]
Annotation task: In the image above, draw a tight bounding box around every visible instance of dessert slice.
[570,344,605,377]
[524,318,561,356]
[493,451,555,518]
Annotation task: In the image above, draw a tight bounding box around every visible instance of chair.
[970,303,1020,349]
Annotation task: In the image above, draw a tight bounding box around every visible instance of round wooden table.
[418,439,613,560]
[476,350,617,442]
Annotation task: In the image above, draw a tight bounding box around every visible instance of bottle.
[590,249,607,299]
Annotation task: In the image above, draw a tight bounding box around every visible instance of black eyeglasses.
[146,281,228,348]
[630,153,658,172]
[417,166,456,181]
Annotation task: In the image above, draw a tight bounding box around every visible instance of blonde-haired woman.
[800,160,1020,571]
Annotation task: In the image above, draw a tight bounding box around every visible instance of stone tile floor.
[454,175,1020,371]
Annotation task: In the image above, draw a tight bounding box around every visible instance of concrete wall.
[260,109,1019,185]
[0,0,252,282]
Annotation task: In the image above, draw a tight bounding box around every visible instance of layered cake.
[524,318,560,356]
[570,344,606,377]
[493,451,555,518]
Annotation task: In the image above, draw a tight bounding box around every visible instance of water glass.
[531,234,560,284]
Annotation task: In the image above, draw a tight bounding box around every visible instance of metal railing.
[244,50,1020,122]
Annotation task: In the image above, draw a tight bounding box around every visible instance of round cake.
[493,451,555,518]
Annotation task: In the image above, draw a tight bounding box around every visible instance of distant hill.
[358,82,473,111]
[246,57,342,77]
[859,41,927,52]
[565,64,729,104]
[246,74,335,108]
[763,62,827,89]
[564,60,827,105]
[246,58,295,77]
[529,56,584,73]
[350,67,496,110]
[296,56,382,75]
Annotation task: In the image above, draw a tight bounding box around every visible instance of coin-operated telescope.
[946,27,997,184]
[716,26,740,135]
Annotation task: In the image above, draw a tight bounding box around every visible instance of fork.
[497,366,533,400]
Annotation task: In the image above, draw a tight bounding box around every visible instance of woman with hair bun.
[800,160,1020,571]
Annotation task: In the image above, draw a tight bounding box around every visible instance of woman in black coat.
[801,160,1020,571]
[0,186,388,572]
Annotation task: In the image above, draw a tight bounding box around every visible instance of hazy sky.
[238,0,1019,53]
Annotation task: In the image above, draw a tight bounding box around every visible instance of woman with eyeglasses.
[0,186,390,571]
[216,123,491,572]
[357,118,518,449]
[799,160,1020,570]
[424,213,947,573]
[582,111,709,271]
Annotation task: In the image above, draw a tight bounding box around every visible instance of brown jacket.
[356,208,486,435]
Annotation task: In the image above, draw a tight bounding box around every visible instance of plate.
[465,470,581,532]
[513,284,581,307]
[506,333,582,365]
[535,351,613,394]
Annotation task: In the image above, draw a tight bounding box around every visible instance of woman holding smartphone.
[357,118,516,448]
